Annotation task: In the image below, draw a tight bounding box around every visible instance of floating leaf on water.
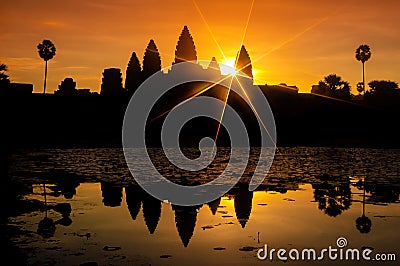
[201,225,214,230]
[239,246,258,252]
[103,246,121,251]
[283,198,295,202]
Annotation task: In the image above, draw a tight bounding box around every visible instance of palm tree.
[313,74,351,100]
[355,45,371,94]
[37,40,56,94]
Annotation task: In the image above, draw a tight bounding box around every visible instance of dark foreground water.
[1,147,399,265]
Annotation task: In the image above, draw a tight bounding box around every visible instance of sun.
[220,58,237,76]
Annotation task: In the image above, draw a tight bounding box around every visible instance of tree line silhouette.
[0,29,399,103]
[1,26,400,148]
[0,28,394,99]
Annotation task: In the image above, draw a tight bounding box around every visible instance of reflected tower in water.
[125,185,161,234]
[142,192,161,234]
[101,182,123,207]
[232,184,254,228]
[125,185,142,221]
[207,197,221,216]
[172,205,201,247]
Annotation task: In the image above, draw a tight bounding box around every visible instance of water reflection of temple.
[101,182,123,207]
[172,205,201,247]
[142,192,162,234]
[125,185,142,220]
[125,185,161,234]
[229,184,253,228]
[206,198,221,215]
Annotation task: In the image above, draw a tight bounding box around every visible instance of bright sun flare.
[220,58,237,76]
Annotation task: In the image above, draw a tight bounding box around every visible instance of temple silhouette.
[174,25,197,64]
[1,25,400,148]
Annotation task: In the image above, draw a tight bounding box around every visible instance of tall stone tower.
[100,68,124,96]
[207,56,221,73]
[142,40,162,82]
[173,26,197,64]
[125,52,142,96]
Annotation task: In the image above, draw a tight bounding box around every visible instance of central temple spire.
[174,26,197,64]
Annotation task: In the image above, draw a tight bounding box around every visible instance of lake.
[2,147,399,265]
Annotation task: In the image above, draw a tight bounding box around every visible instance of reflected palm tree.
[37,184,55,238]
[313,176,351,217]
[37,217,56,238]
[125,185,142,221]
[100,182,122,207]
[142,192,161,234]
[356,177,372,234]
[232,184,253,228]
[172,205,200,247]
[53,203,72,227]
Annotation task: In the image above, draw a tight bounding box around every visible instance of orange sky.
[1,0,399,93]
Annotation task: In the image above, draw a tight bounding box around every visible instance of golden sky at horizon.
[1,0,400,93]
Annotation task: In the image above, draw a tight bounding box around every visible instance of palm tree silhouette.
[37,40,56,94]
[355,45,371,95]
[37,183,56,238]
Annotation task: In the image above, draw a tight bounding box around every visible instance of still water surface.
[3,147,400,265]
